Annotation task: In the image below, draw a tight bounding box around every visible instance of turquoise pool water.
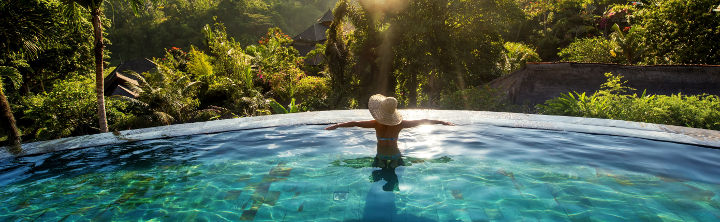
[1,124,719,221]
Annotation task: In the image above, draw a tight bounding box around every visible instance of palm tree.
[0,0,55,153]
[62,0,148,133]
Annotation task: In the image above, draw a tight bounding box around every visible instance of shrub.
[186,47,214,84]
[264,67,305,104]
[22,75,127,140]
[558,37,622,63]
[499,42,540,74]
[294,76,330,110]
[537,73,720,130]
[246,27,304,104]
[203,22,254,90]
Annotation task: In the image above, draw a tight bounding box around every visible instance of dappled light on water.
[402,125,446,159]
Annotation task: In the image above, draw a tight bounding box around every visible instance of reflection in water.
[0,139,199,186]
[360,167,434,222]
[371,168,399,192]
[330,155,454,220]
[332,155,455,220]
[363,167,399,221]
[329,154,451,221]
[330,155,453,168]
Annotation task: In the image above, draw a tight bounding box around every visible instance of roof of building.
[293,23,329,43]
[317,9,333,25]
[111,85,140,98]
[113,58,157,80]
[292,10,333,64]
[104,58,156,98]
[294,41,322,55]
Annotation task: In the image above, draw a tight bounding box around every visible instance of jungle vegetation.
[2,0,720,148]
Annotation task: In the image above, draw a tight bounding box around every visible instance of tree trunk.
[409,71,417,108]
[20,72,30,95]
[39,69,45,92]
[91,6,108,133]
[326,24,347,108]
[0,82,22,154]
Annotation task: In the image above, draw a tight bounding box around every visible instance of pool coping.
[2,110,720,158]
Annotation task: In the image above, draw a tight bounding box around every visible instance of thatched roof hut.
[104,58,156,98]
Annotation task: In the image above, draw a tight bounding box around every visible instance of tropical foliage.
[557,0,720,65]
[538,73,720,130]
[639,0,720,64]
[111,22,330,128]
[21,75,129,140]
[3,0,720,147]
[106,0,337,64]
[500,42,541,74]
[326,0,520,108]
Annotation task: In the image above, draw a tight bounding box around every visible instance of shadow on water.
[331,155,451,221]
[0,137,200,186]
[349,167,434,222]
[0,125,329,186]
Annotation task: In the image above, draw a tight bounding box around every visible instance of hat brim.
[368,95,403,126]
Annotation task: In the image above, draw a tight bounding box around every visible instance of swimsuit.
[373,153,405,169]
[374,137,402,168]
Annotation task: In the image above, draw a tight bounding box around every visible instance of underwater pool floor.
[1,123,719,221]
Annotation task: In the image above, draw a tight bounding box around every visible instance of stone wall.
[488,62,720,106]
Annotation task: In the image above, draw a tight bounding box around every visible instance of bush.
[537,73,720,130]
[246,27,305,104]
[186,47,214,84]
[295,76,330,110]
[22,75,127,140]
[558,37,622,63]
[499,42,540,74]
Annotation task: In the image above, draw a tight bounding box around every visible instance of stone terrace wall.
[489,62,720,106]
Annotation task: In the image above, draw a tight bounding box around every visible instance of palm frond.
[60,1,86,30]
[0,66,23,90]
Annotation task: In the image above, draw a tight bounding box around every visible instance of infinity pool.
[1,121,720,221]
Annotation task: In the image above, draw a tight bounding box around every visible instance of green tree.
[246,28,305,104]
[327,0,513,108]
[640,0,720,64]
[105,0,337,64]
[62,0,152,133]
[1,0,94,98]
[0,0,65,151]
[516,0,629,61]
[558,3,648,65]
[324,0,352,108]
[22,75,128,140]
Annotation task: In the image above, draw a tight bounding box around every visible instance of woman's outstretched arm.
[325,120,376,130]
[401,119,454,128]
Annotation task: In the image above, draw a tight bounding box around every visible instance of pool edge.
[2,110,720,158]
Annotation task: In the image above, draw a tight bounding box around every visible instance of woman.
[325,94,453,168]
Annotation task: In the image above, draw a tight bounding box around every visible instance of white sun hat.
[368,94,403,126]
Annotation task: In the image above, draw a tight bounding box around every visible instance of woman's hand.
[325,124,340,130]
[442,121,455,126]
